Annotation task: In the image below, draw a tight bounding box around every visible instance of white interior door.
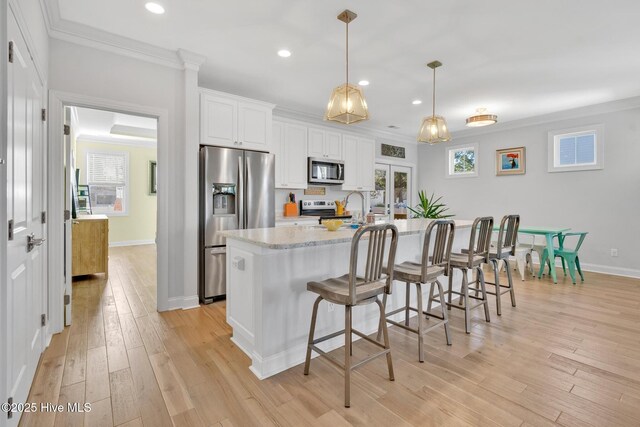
[63,107,73,326]
[6,12,47,425]
[370,163,412,221]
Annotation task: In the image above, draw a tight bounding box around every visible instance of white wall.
[417,103,640,276]
[48,38,186,303]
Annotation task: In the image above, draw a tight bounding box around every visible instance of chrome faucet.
[344,191,366,223]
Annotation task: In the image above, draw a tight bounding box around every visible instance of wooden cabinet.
[72,215,109,277]
[200,89,274,151]
[273,121,308,189]
[308,128,342,160]
[342,136,375,192]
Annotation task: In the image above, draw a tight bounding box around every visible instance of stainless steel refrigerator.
[199,146,275,303]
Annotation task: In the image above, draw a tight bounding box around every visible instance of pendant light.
[325,9,369,125]
[417,61,451,144]
[466,107,498,127]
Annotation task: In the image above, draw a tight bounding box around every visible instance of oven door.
[308,157,345,184]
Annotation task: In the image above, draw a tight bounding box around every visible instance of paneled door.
[6,11,47,426]
[370,164,412,221]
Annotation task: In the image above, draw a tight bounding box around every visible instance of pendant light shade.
[417,61,450,144]
[325,10,369,125]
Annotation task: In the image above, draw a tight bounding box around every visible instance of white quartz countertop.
[221,218,474,249]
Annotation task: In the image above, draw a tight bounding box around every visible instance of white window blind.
[548,125,603,173]
[87,152,127,184]
[558,134,595,166]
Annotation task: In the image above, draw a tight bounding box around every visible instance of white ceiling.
[73,106,157,142]
[57,0,640,137]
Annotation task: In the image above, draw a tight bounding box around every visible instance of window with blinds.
[86,151,129,214]
[548,125,604,173]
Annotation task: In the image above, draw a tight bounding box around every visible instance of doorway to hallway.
[370,163,412,221]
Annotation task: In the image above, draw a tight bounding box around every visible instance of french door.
[370,163,412,221]
[6,10,47,426]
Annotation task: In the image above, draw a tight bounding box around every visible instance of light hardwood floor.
[20,245,640,426]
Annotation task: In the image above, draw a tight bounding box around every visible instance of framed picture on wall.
[149,160,157,194]
[496,147,526,176]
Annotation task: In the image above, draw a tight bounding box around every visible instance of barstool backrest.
[347,223,399,305]
[496,214,520,256]
[467,216,494,266]
[421,219,456,280]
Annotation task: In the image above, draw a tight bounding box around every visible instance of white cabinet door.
[274,122,308,189]
[325,131,342,160]
[284,124,308,189]
[238,101,271,151]
[273,122,285,187]
[356,138,375,191]
[308,128,325,158]
[201,93,237,147]
[341,135,359,191]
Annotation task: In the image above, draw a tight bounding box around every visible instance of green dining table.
[518,227,571,283]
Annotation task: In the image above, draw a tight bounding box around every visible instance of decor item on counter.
[366,212,376,224]
[284,193,298,216]
[325,9,369,125]
[304,186,326,196]
[466,107,498,127]
[417,61,451,144]
[407,190,453,219]
[381,143,406,159]
[149,160,157,194]
[323,219,344,231]
[335,200,345,216]
[496,147,526,176]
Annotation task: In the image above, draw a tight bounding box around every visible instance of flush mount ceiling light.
[145,2,165,14]
[277,49,291,58]
[466,107,498,127]
[417,60,451,144]
[325,9,369,125]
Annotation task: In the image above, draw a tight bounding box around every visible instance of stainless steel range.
[299,199,353,224]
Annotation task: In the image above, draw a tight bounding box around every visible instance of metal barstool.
[304,223,399,408]
[380,220,455,362]
[486,215,520,315]
[442,216,493,334]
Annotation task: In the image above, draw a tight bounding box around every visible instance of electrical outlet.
[327,303,335,312]
[611,248,618,257]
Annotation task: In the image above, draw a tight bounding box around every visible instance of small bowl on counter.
[322,219,344,231]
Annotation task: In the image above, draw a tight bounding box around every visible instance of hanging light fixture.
[417,60,450,144]
[325,9,369,125]
[466,107,498,127]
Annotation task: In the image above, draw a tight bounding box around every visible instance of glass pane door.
[391,165,411,220]
[369,164,412,221]
[370,164,389,221]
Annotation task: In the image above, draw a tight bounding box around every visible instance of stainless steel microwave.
[308,157,345,185]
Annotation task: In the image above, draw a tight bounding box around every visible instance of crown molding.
[451,95,640,139]
[178,49,206,71]
[273,105,418,145]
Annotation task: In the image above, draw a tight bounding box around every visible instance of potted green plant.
[407,190,453,219]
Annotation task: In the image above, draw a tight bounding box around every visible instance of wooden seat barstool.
[303,223,399,408]
[486,214,520,315]
[439,216,493,334]
[380,219,456,362]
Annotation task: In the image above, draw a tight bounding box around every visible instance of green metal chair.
[541,232,588,284]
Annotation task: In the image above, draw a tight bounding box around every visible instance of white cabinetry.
[342,135,375,191]
[200,89,274,151]
[273,121,308,189]
[308,128,342,160]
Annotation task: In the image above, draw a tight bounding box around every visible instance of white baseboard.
[109,239,155,247]
[579,263,640,279]
[166,295,201,311]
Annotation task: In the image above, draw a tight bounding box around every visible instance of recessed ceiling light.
[277,49,291,58]
[412,100,422,105]
[358,80,370,86]
[145,2,165,14]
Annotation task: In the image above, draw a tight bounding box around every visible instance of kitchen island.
[220,218,473,379]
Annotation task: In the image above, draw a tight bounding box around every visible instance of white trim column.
[178,49,205,309]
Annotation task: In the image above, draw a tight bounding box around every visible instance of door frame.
[374,158,417,219]
[47,91,170,336]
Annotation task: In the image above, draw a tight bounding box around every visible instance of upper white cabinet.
[308,128,342,160]
[273,121,308,189]
[200,89,274,152]
[342,135,375,192]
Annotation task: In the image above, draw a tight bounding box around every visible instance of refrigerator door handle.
[237,153,245,229]
[209,247,226,255]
